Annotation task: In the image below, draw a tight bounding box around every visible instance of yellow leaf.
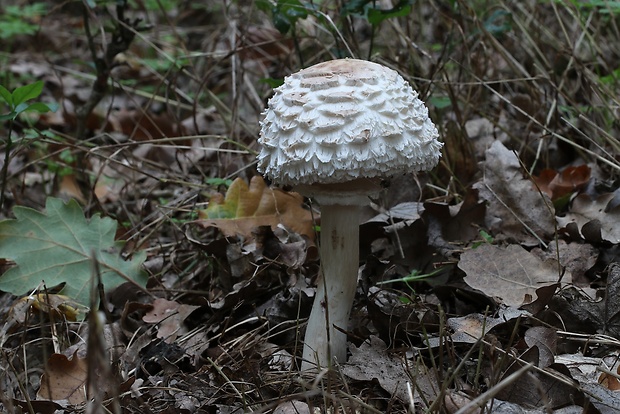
[199,176,315,240]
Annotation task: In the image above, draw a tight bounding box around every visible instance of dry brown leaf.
[473,141,555,244]
[531,240,597,286]
[37,352,113,404]
[198,176,315,241]
[343,336,441,407]
[599,363,620,391]
[533,165,591,201]
[57,175,85,204]
[447,313,504,344]
[459,244,561,307]
[273,401,311,414]
[524,326,557,368]
[557,193,620,244]
[143,298,199,343]
[38,353,86,404]
[342,336,424,403]
[496,361,579,408]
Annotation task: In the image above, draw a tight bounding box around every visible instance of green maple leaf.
[0,198,147,312]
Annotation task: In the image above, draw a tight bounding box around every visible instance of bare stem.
[301,203,361,371]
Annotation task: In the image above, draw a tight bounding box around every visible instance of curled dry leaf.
[533,165,591,201]
[458,244,562,307]
[557,193,620,244]
[598,364,620,391]
[2,294,84,334]
[524,326,557,368]
[143,298,199,343]
[198,176,315,241]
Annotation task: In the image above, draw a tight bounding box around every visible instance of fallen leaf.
[531,240,597,286]
[582,383,620,413]
[598,370,620,391]
[143,298,199,343]
[0,198,147,312]
[533,165,591,201]
[557,193,620,244]
[447,313,505,344]
[342,336,439,404]
[20,293,84,321]
[37,352,109,405]
[474,141,555,244]
[524,326,557,368]
[273,401,311,414]
[424,188,487,245]
[496,360,579,409]
[198,176,315,240]
[366,202,424,223]
[342,336,410,402]
[459,244,561,307]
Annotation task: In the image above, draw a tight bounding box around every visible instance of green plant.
[257,0,416,61]
[0,3,47,40]
[0,80,58,210]
[256,0,315,35]
[341,0,414,26]
[555,0,620,14]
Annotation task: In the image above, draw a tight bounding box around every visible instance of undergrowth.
[0,0,619,413]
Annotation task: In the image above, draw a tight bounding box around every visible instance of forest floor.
[0,1,620,413]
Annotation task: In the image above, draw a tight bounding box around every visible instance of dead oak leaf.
[198,176,314,241]
[342,336,409,401]
[557,193,620,244]
[458,244,561,307]
[447,313,505,343]
[473,141,555,245]
[342,336,439,405]
[37,352,114,405]
[143,298,199,343]
[533,165,591,201]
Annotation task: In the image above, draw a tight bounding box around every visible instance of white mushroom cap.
[257,59,442,196]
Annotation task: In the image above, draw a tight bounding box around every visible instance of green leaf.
[342,0,373,15]
[260,77,285,88]
[255,0,271,13]
[482,9,512,36]
[23,101,58,114]
[429,95,452,109]
[270,0,311,34]
[0,198,147,312]
[13,102,30,117]
[0,85,13,107]
[0,112,17,122]
[11,80,44,106]
[367,0,413,25]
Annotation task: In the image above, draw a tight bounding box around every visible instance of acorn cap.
[257,59,442,199]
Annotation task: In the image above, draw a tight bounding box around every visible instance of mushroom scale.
[257,59,443,186]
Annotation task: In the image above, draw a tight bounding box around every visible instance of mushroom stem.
[301,202,361,371]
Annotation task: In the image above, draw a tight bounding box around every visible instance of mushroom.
[257,59,442,370]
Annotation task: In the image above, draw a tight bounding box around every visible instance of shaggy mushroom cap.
[258,59,443,192]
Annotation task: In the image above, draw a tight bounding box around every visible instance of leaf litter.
[1,1,620,413]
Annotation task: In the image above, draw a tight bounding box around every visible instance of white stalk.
[301,203,361,371]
